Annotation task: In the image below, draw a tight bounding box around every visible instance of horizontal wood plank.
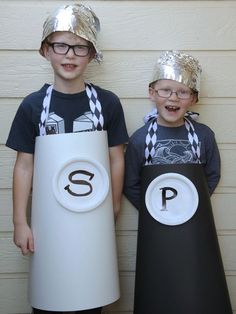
[0,146,16,189]
[1,145,236,188]
[117,193,236,231]
[2,192,236,232]
[108,271,236,312]
[123,101,236,143]
[1,1,236,50]
[1,233,236,273]
[0,51,236,98]
[2,98,236,144]
[0,277,30,314]
[1,272,235,313]
[1,1,236,313]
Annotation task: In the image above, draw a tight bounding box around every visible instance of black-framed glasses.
[153,88,193,100]
[47,42,91,57]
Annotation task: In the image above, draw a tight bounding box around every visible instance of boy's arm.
[13,151,34,255]
[123,141,142,210]
[201,127,221,195]
[109,144,125,220]
[205,141,221,195]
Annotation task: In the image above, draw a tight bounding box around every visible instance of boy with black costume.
[124,50,220,209]
[124,51,232,313]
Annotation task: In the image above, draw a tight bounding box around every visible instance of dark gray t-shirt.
[6,84,128,153]
[124,119,221,210]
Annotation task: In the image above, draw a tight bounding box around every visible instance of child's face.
[42,32,95,88]
[149,79,197,127]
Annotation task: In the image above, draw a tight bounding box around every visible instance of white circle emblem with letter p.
[145,173,199,225]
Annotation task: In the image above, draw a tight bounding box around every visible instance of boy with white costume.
[7,3,128,314]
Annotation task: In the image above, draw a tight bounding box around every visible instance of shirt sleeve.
[124,139,143,210]
[106,97,129,147]
[6,101,36,153]
[202,130,221,195]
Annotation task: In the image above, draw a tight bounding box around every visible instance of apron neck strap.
[39,85,53,136]
[85,83,104,131]
[144,118,201,165]
[39,83,104,136]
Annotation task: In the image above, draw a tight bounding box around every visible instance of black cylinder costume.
[134,164,232,314]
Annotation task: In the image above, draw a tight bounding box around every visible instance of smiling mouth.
[62,64,77,69]
[165,105,180,112]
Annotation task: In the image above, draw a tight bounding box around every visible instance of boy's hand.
[13,223,34,255]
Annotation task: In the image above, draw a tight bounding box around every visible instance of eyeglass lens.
[49,42,90,57]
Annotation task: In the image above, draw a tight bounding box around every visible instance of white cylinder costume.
[26,3,119,311]
[29,82,120,311]
[29,131,120,311]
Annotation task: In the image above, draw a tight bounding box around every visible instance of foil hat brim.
[39,3,103,62]
[150,51,202,93]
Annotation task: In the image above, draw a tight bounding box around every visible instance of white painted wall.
[1,1,236,313]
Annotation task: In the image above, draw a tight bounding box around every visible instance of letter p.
[160,187,177,211]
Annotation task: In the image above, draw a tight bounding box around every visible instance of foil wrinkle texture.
[151,50,202,93]
[40,3,102,62]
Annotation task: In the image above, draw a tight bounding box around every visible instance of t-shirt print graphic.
[73,111,96,132]
[45,111,96,134]
[152,139,199,164]
[46,112,65,134]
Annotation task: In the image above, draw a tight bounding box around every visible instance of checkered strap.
[39,83,104,136]
[39,85,53,136]
[85,83,104,130]
[184,117,201,163]
[144,118,201,165]
[144,119,158,165]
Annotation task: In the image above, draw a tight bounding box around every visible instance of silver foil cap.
[150,51,202,93]
[40,3,102,62]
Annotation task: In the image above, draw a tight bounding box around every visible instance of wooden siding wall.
[1,1,236,313]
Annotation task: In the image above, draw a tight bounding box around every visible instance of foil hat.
[39,3,102,62]
[150,50,202,93]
